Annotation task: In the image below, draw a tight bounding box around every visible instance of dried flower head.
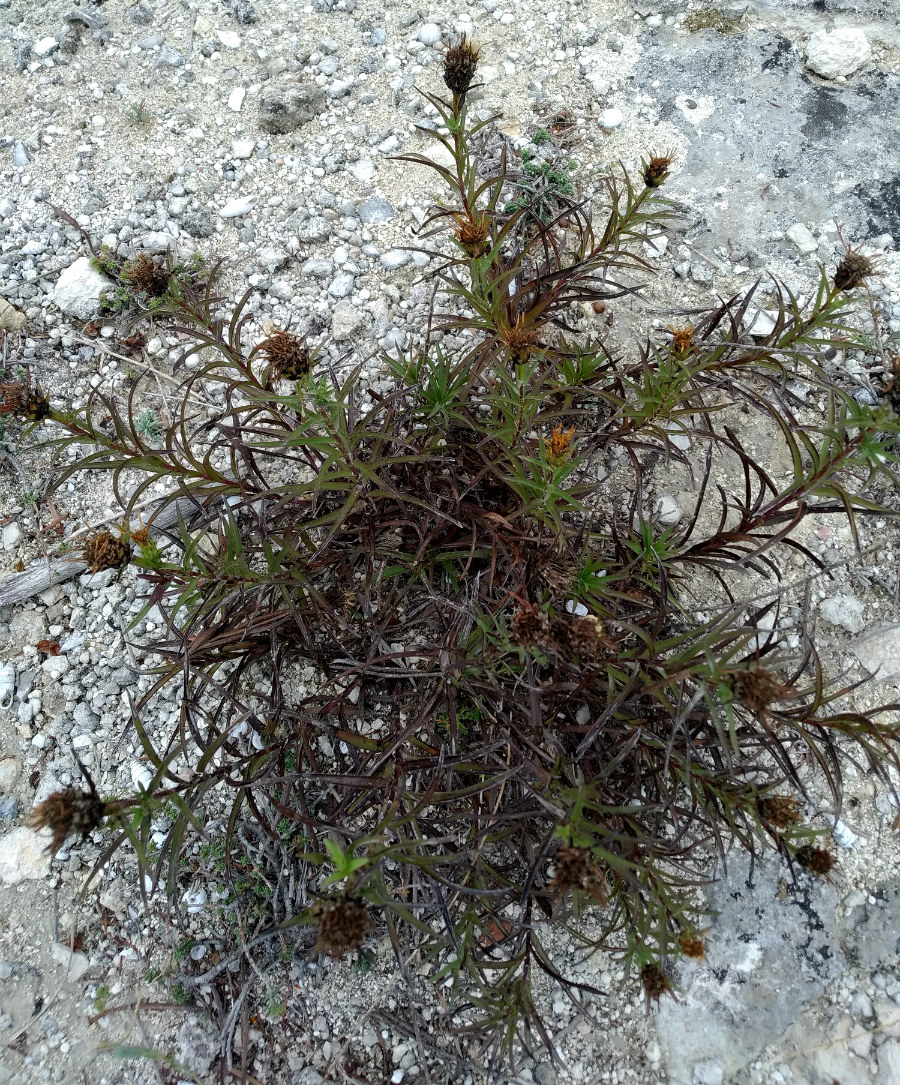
[510,603,552,650]
[313,897,371,958]
[82,531,131,575]
[678,933,706,960]
[665,324,696,359]
[732,667,792,714]
[26,787,108,856]
[259,329,313,381]
[0,382,52,422]
[454,211,492,259]
[123,252,170,298]
[550,845,608,903]
[795,844,835,877]
[501,313,541,364]
[833,247,876,292]
[539,557,576,596]
[641,962,674,1008]
[759,794,803,830]
[546,423,576,465]
[443,35,481,96]
[128,516,152,548]
[642,152,675,189]
[561,614,607,663]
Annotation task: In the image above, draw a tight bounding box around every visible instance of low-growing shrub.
[10,42,900,1070]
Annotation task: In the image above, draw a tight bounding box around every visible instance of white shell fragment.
[0,663,15,710]
[130,762,154,792]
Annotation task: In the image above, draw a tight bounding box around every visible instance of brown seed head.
[678,933,706,960]
[795,845,835,877]
[0,382,52,422]
[759,794,803,830]
[25,788,108,856]
[313,897,371,958]
[641,963,674,1007]
[732,667,792,714]
[561,614,607,663]
[123,252,170,298]
[82,531,131,575]
[510,603,552,650]
[833,247,876,292]
[443,35,481,96]
[454,211,492,259]
[539,556,577,596]
[259,330,313,381]
[501,313,541,364]
[642,152,675,189]
[550,845,608,903]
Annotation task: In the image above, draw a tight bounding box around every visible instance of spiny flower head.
[561,614,607,663]
[259,329,313,381]
[443,35,481,96]
[127,516,152,548]
[510,603,552,650]
[833,247,876,292]
[454,211,492,259]
[313,897,371,957]
[0,382,52,422]
[641,962,674,1008]
[123,252,170,297]
[759,794,803,830]
[546,422,576,465]
[500,313,541,364]
[678,933,706,960]
[82,530,131,575]
[550,845,608,903]
[642,152,676,189]
[795,844,835,877]
[732,667,792,714]
[26,787,108,855]
[665,324,696,359]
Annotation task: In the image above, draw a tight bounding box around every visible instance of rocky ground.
[1,0,899,1082]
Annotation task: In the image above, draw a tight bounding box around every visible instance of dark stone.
[129,3,153,25]
[231,0,256,24]
[854,176,900,240]
[258,83,327,134]
[800,84,849,139]
[180,208,215,238]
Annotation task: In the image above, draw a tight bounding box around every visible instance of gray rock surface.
[657,855,900,1084]
[175,1016,220,1075]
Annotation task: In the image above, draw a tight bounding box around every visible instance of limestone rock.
[0,297,26,332]
[51,256,110,320]
[176,1015,219,1075]
[805,29,871,80]
[818,593,865,634]
[850,624,900,683]
[331,300,363,342]
[0,828,50,886]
